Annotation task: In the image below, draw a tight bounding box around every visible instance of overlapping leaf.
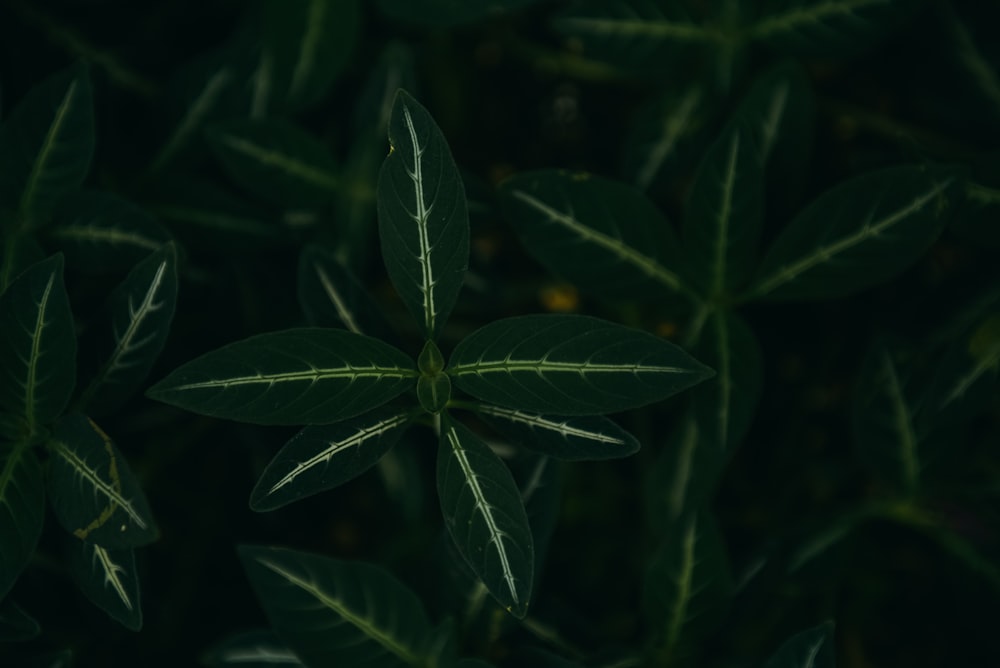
[0,441,45,601]
[239,545,437,668]
[0,232,44,295]
[0,598,40,641]
[746,166,956,301]
[646,411,722,530]
[0,254,76,430]
[377,90,469,340]
[763,621,835,668]
[448,315,713,415]
[499,171,691,300]
[251,404,417,511]
[68,540,142,630]
[46,414,158,548]
[378,0,542,25]
[79,243,179,416]
[148,328,417,425]
[201,629,304,667]
[437,415,534,617]
[0,63,94,225]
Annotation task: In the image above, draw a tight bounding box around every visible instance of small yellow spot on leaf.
[539,284,579,312]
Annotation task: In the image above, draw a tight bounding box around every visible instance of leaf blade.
[0,441,45,601]
[69,540,142,631]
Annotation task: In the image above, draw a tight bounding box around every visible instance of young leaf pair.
[148,89,713,618]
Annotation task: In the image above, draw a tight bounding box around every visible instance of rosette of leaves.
[148,89,711,666]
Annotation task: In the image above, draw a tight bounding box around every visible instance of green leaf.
[148,328,417,426]
[377,0,542,26]
[448,315,713,415]
[438,414,534,617]
[736,60,815,175]
[239,544,436,667]
[644,512,732,665]
[498,171,692,300]
[68,540,142,631]
[746,166,956,301]
[207,119,340,207]
[297,244,394,341]
[261,0,360,111]
[201,629,304,667]
[0,598,40,641]
[47,190,172,273]
[78,243,179,416]
[684,119,763,297]
[0,441,44,601]
[0,232,44,296]
[763,621,835,668]
[10,649,73,668]
[377,90,469,340]
[0,254,76,430]
[852,341,921,495]
[473,405,640,461]
[0,63,94,226]
[46,414,157,548]
[251,404,417,511]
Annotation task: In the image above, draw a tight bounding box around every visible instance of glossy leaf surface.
[46,414,158,548]
[251,405,417,511]
[438,415,533,617]
[69,540,142,630]
[449,315,713,415]
[0,441,44,601]
[0,254,76,430]
[148,329,417,425]
[239,545,435,668]
[377,90,469,340]
[763,621,835,668]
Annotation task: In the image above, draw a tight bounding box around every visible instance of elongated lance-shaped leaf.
[746,166,956,302]
[644,512,733,666]
[239,544,436,668]
[251,404,417,511]
[0,440,45,601]
[763,621,835,668]
[68,539,142,630]
[0,63,94,226]
[207,119,340,207]
[472,404,639,461]
[297,244,395,342]
[47,190,172,273]
[0,254,76,431]
[438,414,534,617]
[201,629,304,667]
[0,597,41,641]
[377,90,469,340]
[79,243,179,417]
[46,414,157,548]
[0,232,44,296]
[148,328,417,426]
[684,119,764,298]
[449,315,713,416]
[852,340,921,495]
[499,171,692,301]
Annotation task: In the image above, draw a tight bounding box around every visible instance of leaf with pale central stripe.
[69,540,142,631]
[377,89,469,340]
[449,315,713,415]
[148,328,417,425]
[251,404,417,511]
[763,621,835,668]
[437,414,533,618]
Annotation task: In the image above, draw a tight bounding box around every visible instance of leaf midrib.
[52,439,147,529]
[880,351,919,493]
[478,405,626,445]
[48,224,163,251]
[450,359,689,376]
[217,134,338,191]
[556,16,721,42]
[749,0,892,40]
[401,103,437,335]
[93,544,133,611]
[709,133,741,297]
[166,365,418,391]
[25,273,55,430]
[289,0,327,101]
[314,263,362,334]
[21,78,80,218]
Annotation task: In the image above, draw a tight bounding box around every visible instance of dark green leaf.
[0,598,40,641]
[377,90,469,340]
[448,315,713,415]
[0,63,94,226]
[46,414,157,548]
[644,512,732,665]
[148,328,417,426]
[207,119,339,206]
[47,190,172,273]
[946,7,1000,122]
[746,166,956,301]
[377,0,542,26]
[499,171,691,300]
[474,405,640,461]
[0,232,44,295]
[0,254,76,430]
[261,0,360,111]
[0,441,44,601]
[646,411,723,530]
[201,629,304,667]
[297,244,394,341]
[239,544,436,667]
[68,540,142,631]
[9,649,73,668]
[438,414,533,617]
[250,404,417,511]
[763,621,835,668]
[684,120,763,297]
[78,243,179,416]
